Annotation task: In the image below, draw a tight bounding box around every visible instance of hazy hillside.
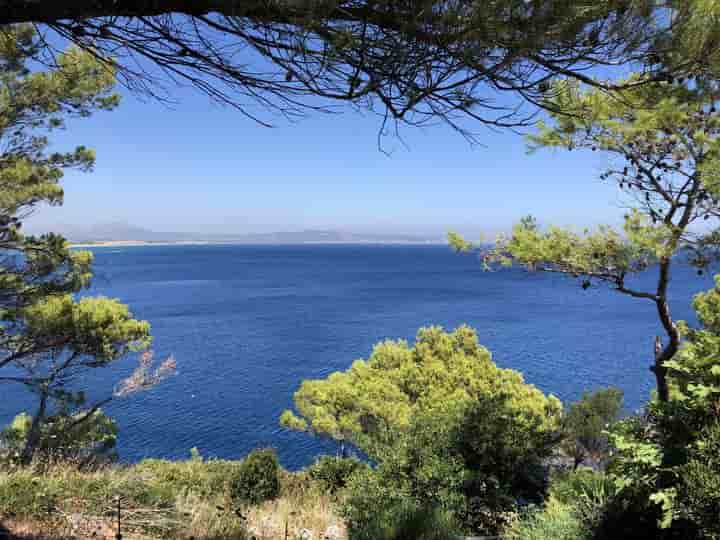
[48,222,439,244]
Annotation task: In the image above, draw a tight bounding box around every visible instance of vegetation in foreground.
[0,449,346,540]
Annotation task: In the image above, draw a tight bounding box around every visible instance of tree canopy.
[281,325,562,457]
[0,25,174,463]
[2,2,719,136]
[282,326,563,535]
[451,73,720,402]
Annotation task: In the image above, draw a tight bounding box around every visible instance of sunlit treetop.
[281,325,562,457]
[0,25,120,318]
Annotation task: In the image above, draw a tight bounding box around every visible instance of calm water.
[1,244,714,469]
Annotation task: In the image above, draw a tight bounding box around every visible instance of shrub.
[284,326,563,536]
[506,498,585,540]
[307,455,366,494]
[562,388,623,469]
[0,469,64,519]
[549,469,615,532]
[586,276,720,538]
[679,421,720,539]
[281,326,562,459]
[347,500,461,540]
[0,410,118,466]
[229,448,280,505]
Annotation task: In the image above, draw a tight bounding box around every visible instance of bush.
[348,500,461,540]
[133,457,243,501]
[308,455,366,494]
[678,421,720,539]
[562,388,623,469]
[591,487,701,540]
[549,469,615,532]
[0,410,119,466]
[506,498,585,540]
[284,327,563,536]
[229,448,280,505]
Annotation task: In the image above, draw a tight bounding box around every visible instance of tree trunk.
[652,341,671,403]
[20,388,48,464]
[651,259,680,403]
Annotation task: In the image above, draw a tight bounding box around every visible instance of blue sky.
[28,83,627,240]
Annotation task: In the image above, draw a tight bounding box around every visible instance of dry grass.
[0,460,348,540]
[244,493,346,540]
[0,518,149,539]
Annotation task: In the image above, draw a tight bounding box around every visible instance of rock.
[324,524,342,540]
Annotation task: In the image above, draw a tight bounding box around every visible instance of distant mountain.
[59,223,440,244]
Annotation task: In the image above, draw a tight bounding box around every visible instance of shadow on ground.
[0,521,76,540]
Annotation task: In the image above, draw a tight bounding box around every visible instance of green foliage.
[307,455,367,494]
[228,448,280,505]
[133,457,244,501]
[0,25,168,463]
[281,325,561,458]
[341,407,471,535]
[679,421,720,539]
[666,275,720,414]
[658,1,720,82]
[521,75,720,274]
[550,469,616,534]
[285,326,563,535]
[507,470,616,540]
[562,388,623,469]
[347,500,461,540]
[0,409,118,464]
[22,294,151,360]
[0,24,119,314]
[584,276,720,536]
[506,498,585,540]
[451,52,720,406]
[477,211,665,278]
[550,469,616,510]
[0,458,253,539]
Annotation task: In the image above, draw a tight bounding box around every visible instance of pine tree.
[451,76,720,402]
[0,25,173,463]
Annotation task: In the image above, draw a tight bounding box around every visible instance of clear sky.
[28,81,628,240]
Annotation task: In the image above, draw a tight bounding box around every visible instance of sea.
[1,244,715,469]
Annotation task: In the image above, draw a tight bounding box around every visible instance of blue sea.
[1,244,714,469]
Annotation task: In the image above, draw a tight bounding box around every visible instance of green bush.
[0,470,63,519]
[0,410,119,465]
[307,455,366,494]
[507,499,585,540]
[679,421,720,539]
[134,457,242,500]
[561,388,623,469]
[591,487,701,540]
[549,469,615,532]
[285,327,563,536]
[229,448,280,505]
[348,500,461,540]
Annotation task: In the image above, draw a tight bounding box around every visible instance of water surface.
[1,244,712,468]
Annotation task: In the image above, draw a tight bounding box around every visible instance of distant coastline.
[70,240,214,248]
[62,225,444,247]
[70,239,446,248]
